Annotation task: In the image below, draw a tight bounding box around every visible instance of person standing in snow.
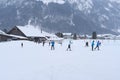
[51,40,55,50]
[91,40,95,51]
[42,41,45,46]
[49,41,51,46]
[21,43,23,48]
[67,44,71,51]
[95,40,101,50]
[85,41,89,47]
[66,40,72,51]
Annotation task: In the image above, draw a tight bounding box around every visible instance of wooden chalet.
[0,30,27,42]
[8,25,47,43]
[0,30,10,41]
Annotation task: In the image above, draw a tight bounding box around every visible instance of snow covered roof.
[63,33,72,35]
[16,25,55,37]
[40,0,65,5]
[16,25,45,37]
[0,30,5,34]
[47,37,63,41]
[8,34,28,39]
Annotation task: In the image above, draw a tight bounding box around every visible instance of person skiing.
[91,40,95,51]
[51,40,55,50]
[67,44,71,51]
[42,41,45,46]
[95,40,101,50]
[85,41,89,47]
[66,40,72,51]
[49,41,51,46]
[21,43,23,48]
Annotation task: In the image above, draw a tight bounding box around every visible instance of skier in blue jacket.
[95,40,101,50]
[51,40,55,50]
[91,40,95,51]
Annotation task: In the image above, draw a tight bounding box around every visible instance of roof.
[63,33,72,35]
[0,29,27,39]
[8,34,28,39]
[0,30,6,34]
[16,25,55,37]
[47,37,63,41]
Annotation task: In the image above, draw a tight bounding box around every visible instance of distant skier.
[21,43,23,48]
[42,41,45,46]
[51,40,55,50]
[91,40,95,51]
[95,40,101,50]
[67,44,71,51]
[66,40,72,51]
[49,41,51,46]
[85,41,89,47]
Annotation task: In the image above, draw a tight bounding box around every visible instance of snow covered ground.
[0,39,120,80]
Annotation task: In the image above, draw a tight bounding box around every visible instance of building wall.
[0,35,10,41]
[8,27,26,37]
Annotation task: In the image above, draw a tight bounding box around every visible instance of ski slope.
[0,40,120,80]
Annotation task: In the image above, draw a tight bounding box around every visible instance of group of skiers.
[20,40,101,51]
[43,40,101,51]
[91,40,101,51]
[43,40,55,50]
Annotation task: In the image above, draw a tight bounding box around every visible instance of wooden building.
[0,30,10,41]
[0,30,27,42]
[8,25,47,43]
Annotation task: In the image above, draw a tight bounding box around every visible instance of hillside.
[0,0,120,34]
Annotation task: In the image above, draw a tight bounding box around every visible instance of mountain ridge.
[0,0,120,35]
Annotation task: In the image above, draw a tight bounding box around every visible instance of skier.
[42,41,45,46]
[67,44,71,51]
[95,40,101,50]
[66,40,72,51]
[51,40,55,50]
[85,41,89,47]
[91,40,95,51]
[21,43,23,48]
[49,41,51,46]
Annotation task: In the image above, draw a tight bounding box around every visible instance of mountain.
[0,0,120,34]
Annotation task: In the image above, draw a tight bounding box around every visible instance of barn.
[0,30,28,42]
[8,25,47,43]
[0,30,10,41]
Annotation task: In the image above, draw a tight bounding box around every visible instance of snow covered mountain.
[0,0,120,34]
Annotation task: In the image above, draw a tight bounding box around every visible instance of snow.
[110,0,120,3]
[0,39,120,80]
[99,15,109,22]
[118,29,120,33]
[17,25,54,37]
[101,24,107,28]
[8,34,28,39]
[40,0,65,5]
[108,3,113,8]
[0,30,5,34]
[68,0,93,13]
[105,7,110,11]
